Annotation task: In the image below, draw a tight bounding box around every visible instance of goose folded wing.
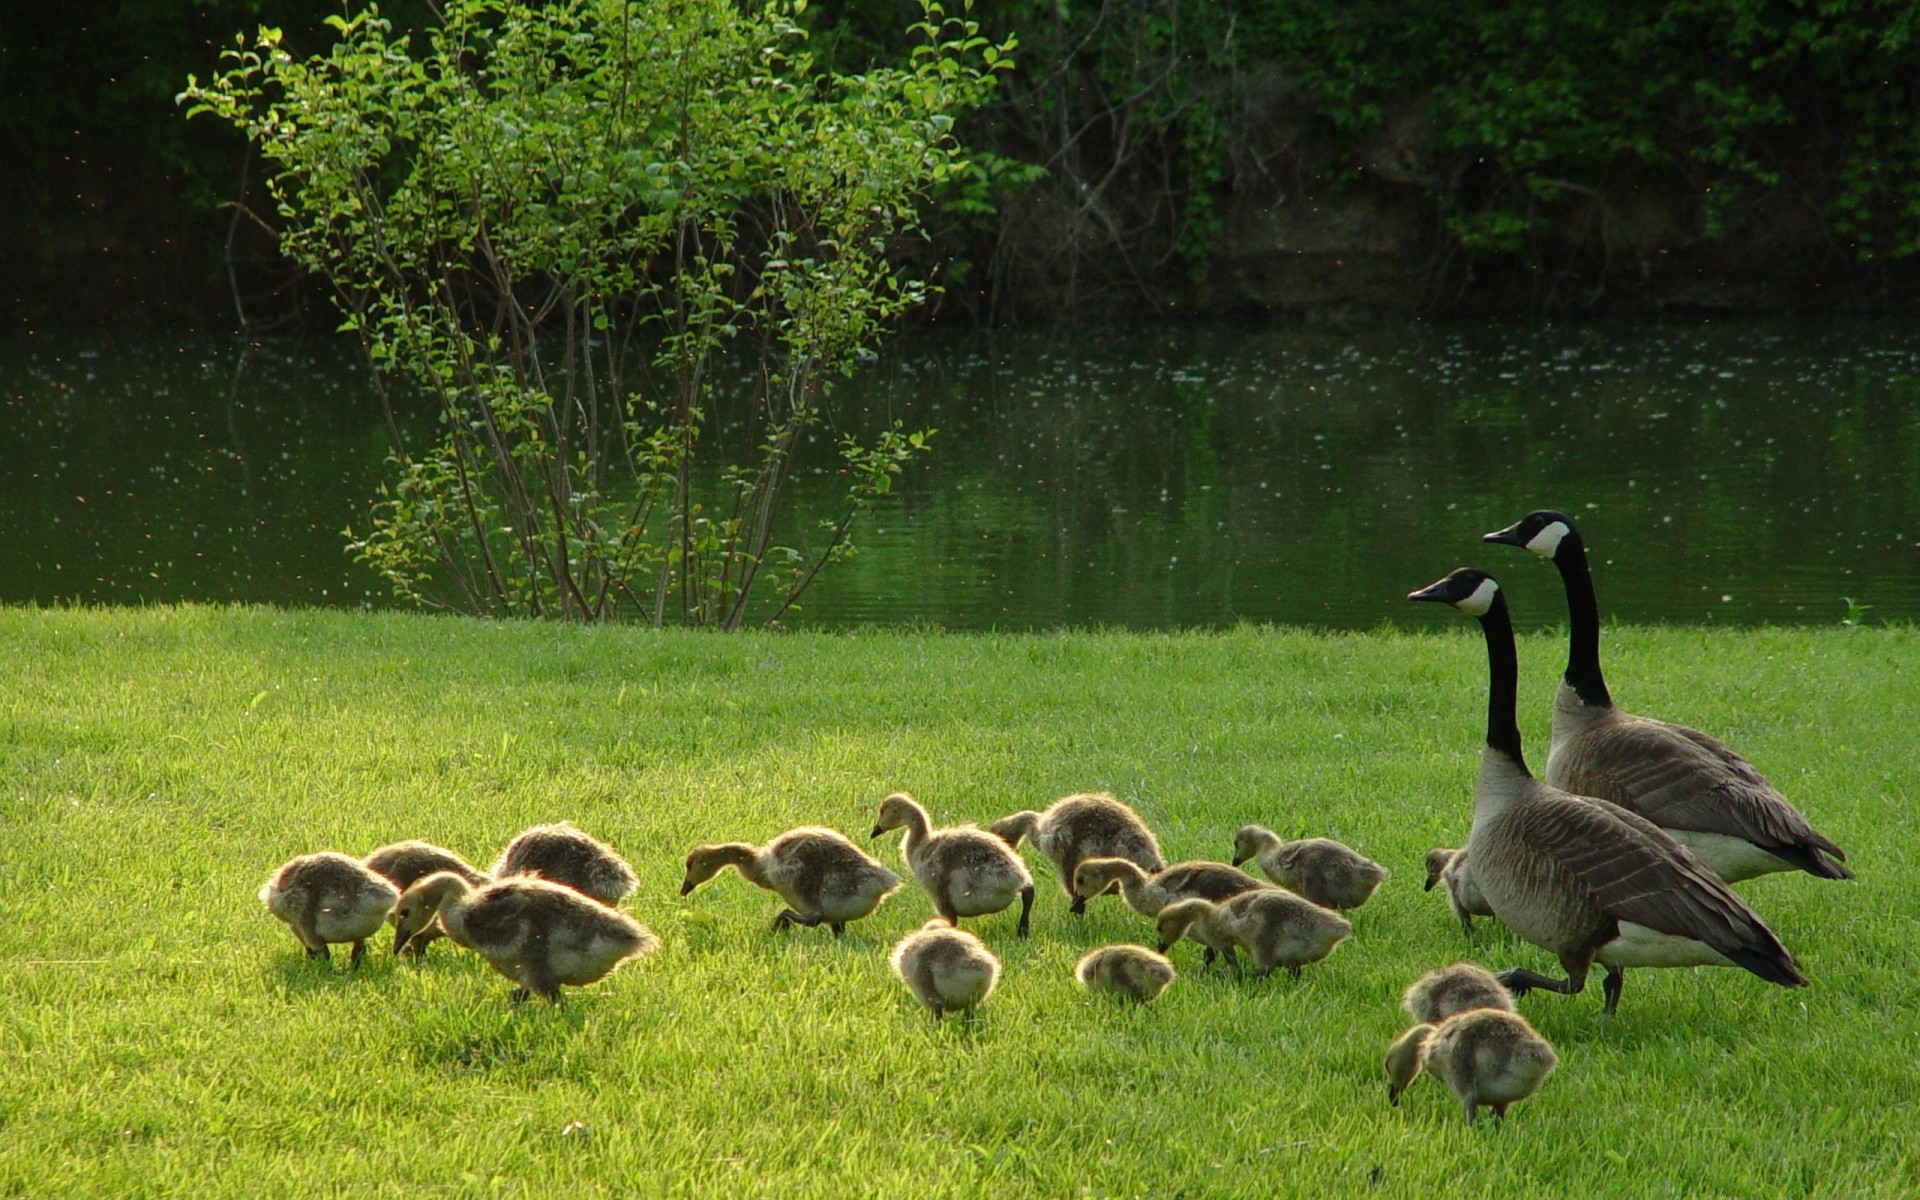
[1508,795,1804,985]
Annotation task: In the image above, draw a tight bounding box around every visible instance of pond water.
[5,322,1920,630]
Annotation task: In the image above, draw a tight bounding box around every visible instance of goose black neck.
[1477,592,1530,774]
[1552,533,1612,708]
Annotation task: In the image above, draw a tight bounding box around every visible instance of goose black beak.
[678,879,694,897]
[392,926,411,957]
[1068,894,1087,915]
[1155,939,1173,954]
[869,825,886,840]
[1230,853,1250,867]
[1422,874,1440,892]
[1482,521,1527,546]
[1406,580,1452,603]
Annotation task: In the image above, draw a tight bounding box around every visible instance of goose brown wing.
[774,830,874,910]
[1560,717,1850,876]
[1511,793,1805,987]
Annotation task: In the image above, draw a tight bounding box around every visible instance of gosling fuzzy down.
[1075,944,1177,1004]
[363,840,488,958]
[490,822,637,906]
[890,920,1001,1021]
[1232,827,1388,910]
[391,871,657,1003]
[872,792,1035,937]
[1423,847,1493,936]
[989,792,1164,912]
[259,851,400,968]
[1401,962,1515,1025]
[1385,1008,1559,1124]
[1154,891,1352,978]
[680,827,902,936]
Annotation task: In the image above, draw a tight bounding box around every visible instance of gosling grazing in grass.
[259,852,399,968]
[1231,827,1387,910]
[1075,944,1177,1004]
[1409,568,1805,1015]
[363,840,488,958]
[872,792,1035,937]
[490,822,637,906]
[1153,892,1352,978]
[1485,509,1850,883]
[680,827,902,937]
[391,871,658,1003]
[989,792,1163,913]
[1069,857,1268,939]
[1423,847,1493,936]
[1402,962,1515,1024]
[890,920,1001,1021]
[1385,1008,1558,1124]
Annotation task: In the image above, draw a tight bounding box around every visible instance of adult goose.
[1408,567,1806,1014]
[1484,510,1850,883]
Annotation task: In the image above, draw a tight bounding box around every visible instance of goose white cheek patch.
[1454,578,1500,616]
[1524,521,1570,557]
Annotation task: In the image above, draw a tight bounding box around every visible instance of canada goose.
[391,871,658,1003]
[1070,857,1269,962]
[491,822,638,906]
[259,852,399,968]
[1384,1008,1558,1123]
[1075,944,1177,1004]
[1153,892,1351,978]
[1401,961,1515,1024]
[989,792,1163,913]
[1485,509,1851,883]
[680,827,903,936]
[1408,567,1806,1014]
[1423,847,1493,936]
[364,841,488,958]
[890,920,1001,1021]
[871,793,1035,937]
[1231,827,1387,910]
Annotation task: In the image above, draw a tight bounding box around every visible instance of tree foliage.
[184,0,1009,625]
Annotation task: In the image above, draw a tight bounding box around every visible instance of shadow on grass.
[267,947,404,997]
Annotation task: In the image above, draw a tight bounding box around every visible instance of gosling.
[1154,891,1352,978]
[1070,858,1267,924]
[1075,945,1176,1005]
[491,822,637,906]
[989,792,1163,913]
[1232,827,1387,910]
[363,840,488,958]
[1384,1008,1558,1124]
[1423,847,1493,936]
[259,851,399,968]
[872,792,1035,937]
[391,871,658,1003]
[681,827,903,937]
[890,920,1001,1021]
[1401,962,1515,1025]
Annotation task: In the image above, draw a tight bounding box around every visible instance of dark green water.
[6,322,1920,629]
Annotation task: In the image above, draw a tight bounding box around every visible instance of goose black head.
[1483,509,1578,559]
[1406,568,1501,617]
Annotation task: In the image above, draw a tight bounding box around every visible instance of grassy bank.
[1,608,1915,1198]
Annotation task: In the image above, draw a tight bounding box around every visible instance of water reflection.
[5,322,1919,628]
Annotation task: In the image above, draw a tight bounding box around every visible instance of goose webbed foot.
[1496,967,1581,999]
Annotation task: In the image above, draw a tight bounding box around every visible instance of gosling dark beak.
[1068,894,1087,915]
[869,825,885,840]
[1156,939,1173,954]
[678,879,694,897]
[392,926,411,956]
[1406,580,1452,604]
[1482,520,1527,547]
[1230,853,1249,867]
[1423,873,1440,892]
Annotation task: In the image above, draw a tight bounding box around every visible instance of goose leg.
[349,940,367,969]
[1601,967,1625,1015]
[1015,885,1034,938]
[935,886,960,928]
[510,985,530,1004]
[772,909,824,933]
[1287,964,1303,981]
[306,944,330,963]
[524,958,562,1005]
[830,922,845,939]
[1497,953,1591,1001]
[1491,1103,1509,1121]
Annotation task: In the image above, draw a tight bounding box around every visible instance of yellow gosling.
[1074,944,1176,1004]
[889,920,1001,1021]
[259,851,399,969]
[681,827,902,937]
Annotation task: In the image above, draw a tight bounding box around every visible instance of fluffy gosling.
[363,840,487,958]
[392,871,657,1003]
[872,792,1035,937]
[259,852,399,968]
[1154,891,1352,978]
[1423,847,1493,936]
[1402,962,1515,1024]
[490,822,637,906]
[680,826,902,937]
[890,920,1001,1021]
[1384,1008,1558,1124]
[989,792,1163,912]
[1232,827,1387,910]
[1075,944,1176,1004]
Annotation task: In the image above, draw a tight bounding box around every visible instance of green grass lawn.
[2,608,1915,1198]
